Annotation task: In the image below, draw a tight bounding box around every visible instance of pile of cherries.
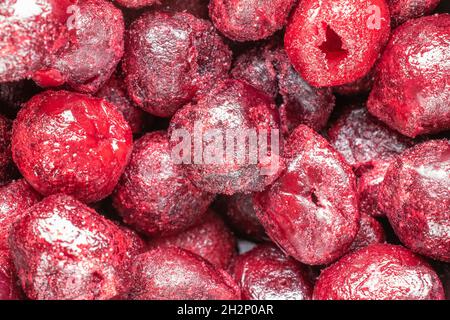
[0,0,449,300]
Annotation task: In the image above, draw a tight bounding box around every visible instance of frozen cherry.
[222,193,267,242]
[327,105,412,169]
[169,79,283,195]
[0,179,41,250]
[112,131,214,237]
[209,0,297,42]
[349,214,385,252]
[12,90,132,203]
[115,0,158,8]
[0,0,71,82]
[275,49,335,134]
[96,71,146,135]
[33,0,125,94]
[388,0,441,26]
[0,250,21,300]
[368,14,450,137]
[285,0,391,87]
[127,246,241,300]
[150,210,236,269]
[379,140,450,262]
[9,194,132,300]
[231,243,313,300]
[0,115,14,185]
[231,46,279,99]
[123,11,231,118]
[313,244,445,300]
[254,125,359,265]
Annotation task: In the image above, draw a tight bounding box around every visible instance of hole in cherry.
[318,25,348,61]
[310,190,321,207]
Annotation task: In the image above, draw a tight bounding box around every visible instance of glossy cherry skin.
[285,0,391,87]
[127,246,241,300]
[380,140,450,263]
[149,210,237,269]
[327,105,413,169]
[313,244,445,300]
[209,0,297,42]
[254,125,359,265]
[231,243,313,300]
[367,14,450,137]
[9,194,133,300]
[33,0,125,94]
[123,11,231,118]
[11,90,132,203]
[112,131,214,237]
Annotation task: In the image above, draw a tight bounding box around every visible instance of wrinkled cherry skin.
[285,0,391,87]
[8,194,133,300]
[96,71,146,135]
[115,0,158,8]
[127,247,242,300]
[32,0,125,94]
[230,243,313,300]
[209,0,297,42]
[368,15,450,138]
[0,250,22,300]
[112,131,214,237]
[149,210,237,269]
[12,90,132,204]
[0,0,72,82]
[254,125,359,265]
[313,244,445,300]
[123,11,232,118]
[327,106,413,169]
[388,0,441,26]
[169,79,283,195]
[380,140,450,262]
[356,161,391,217]
[231,45,335,134]
[222,193,267,242]
[0,115,14,185]
[0,179,41,250]
[349,214,385,252]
